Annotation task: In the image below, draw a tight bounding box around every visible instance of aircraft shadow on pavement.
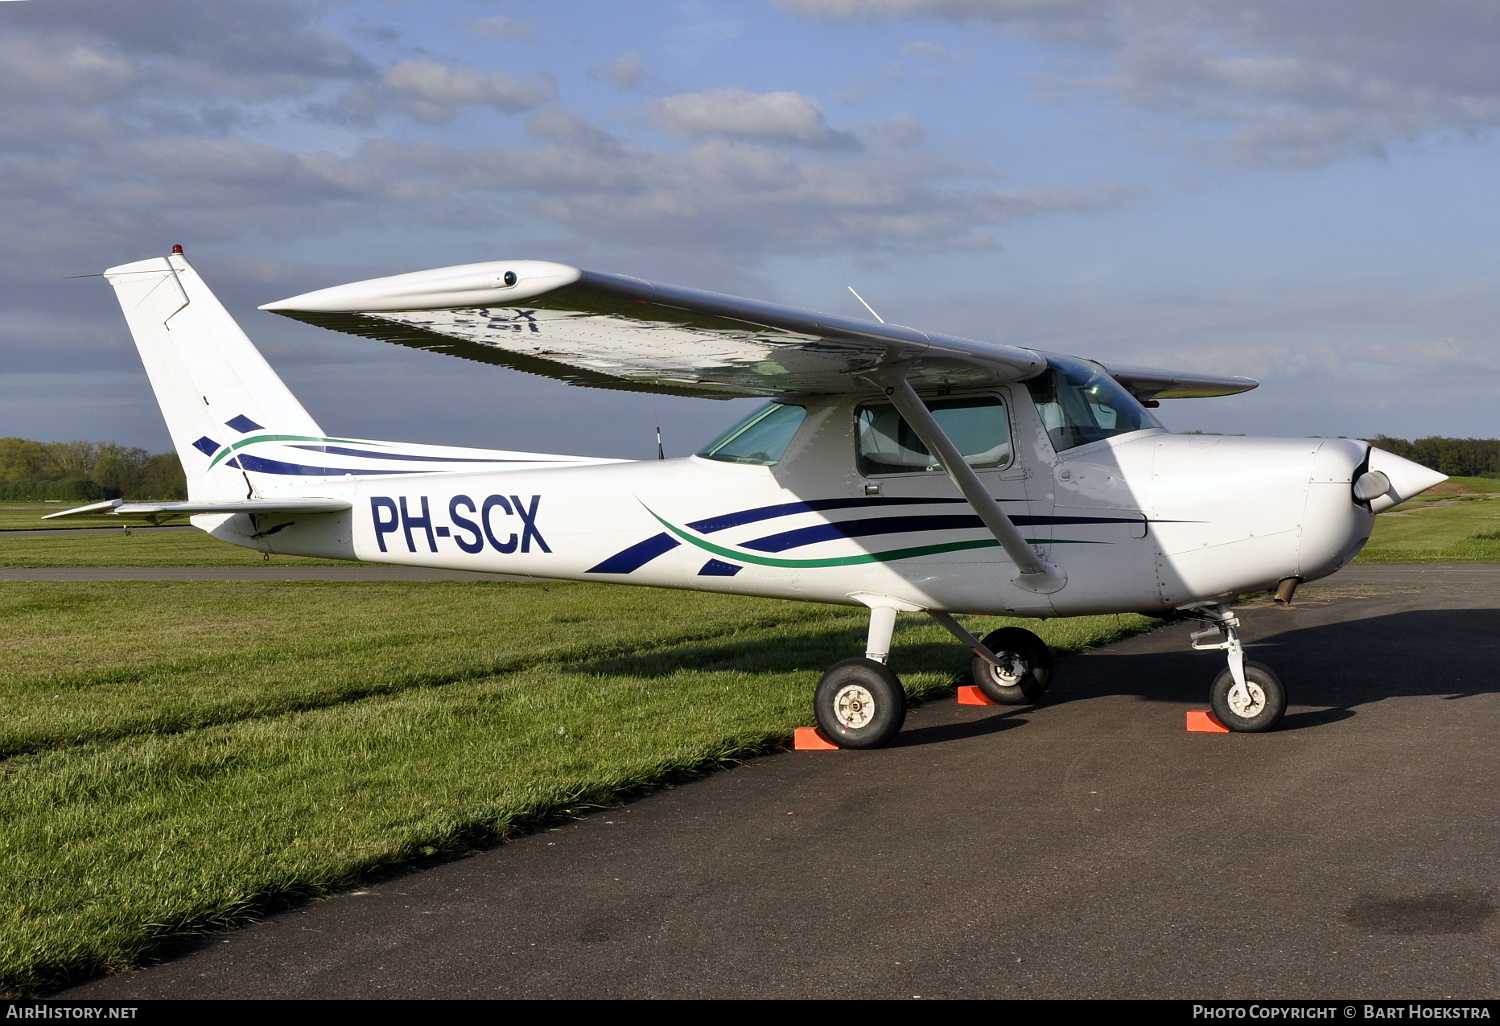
[1056,607,1500,729]
[570,607,1500,737]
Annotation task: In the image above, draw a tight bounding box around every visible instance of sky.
[2,0,1499,459]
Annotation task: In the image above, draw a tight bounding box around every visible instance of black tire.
[813,657,907,749]
[971,627,1053,705]
[1209,660,1286,732]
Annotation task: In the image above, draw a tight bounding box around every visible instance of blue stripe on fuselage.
[687,496,966,534]
[290,445,563,464]
[740,512,1151,552]
[586,532,680,574]
[229,454,426,477]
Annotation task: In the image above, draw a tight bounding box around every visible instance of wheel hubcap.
[833,683,877,730]
[1227,681,1266,718]
[987,652,1025,686]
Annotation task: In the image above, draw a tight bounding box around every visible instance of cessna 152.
[54,248,1446,747]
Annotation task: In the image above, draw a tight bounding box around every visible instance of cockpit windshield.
[696,401,807,466]
[1025,355,1162,452]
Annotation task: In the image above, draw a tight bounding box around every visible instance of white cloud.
[648,88,861,150]
[0,0,375,101]
[381,59,556,123]
[0,37,135,103]
[365,114,1139,259]
[590,51,651,90]
[776,0,1500,168]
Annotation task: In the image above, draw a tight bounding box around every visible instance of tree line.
[1367,436,1500,478]
[0,438,186,501]
[0,432,1492,501]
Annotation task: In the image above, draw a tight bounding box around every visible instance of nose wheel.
[1209,661,1286,732]
[1189,604,1287,732]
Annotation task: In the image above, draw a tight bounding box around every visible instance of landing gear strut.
[1188,603,1286,732]
[809,605,1059,750]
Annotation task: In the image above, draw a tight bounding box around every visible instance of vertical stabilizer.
[104,249,323,499]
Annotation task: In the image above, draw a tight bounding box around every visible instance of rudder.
[105,249,324,500]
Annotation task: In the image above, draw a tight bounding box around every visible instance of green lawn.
[0,527,351,567]
[1356,492,1500,563]
[0,577,1155,995]
[0,504,133,531]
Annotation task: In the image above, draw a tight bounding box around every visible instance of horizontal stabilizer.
[43,498,352,520]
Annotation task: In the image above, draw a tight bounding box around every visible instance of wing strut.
[870,368,1066,595]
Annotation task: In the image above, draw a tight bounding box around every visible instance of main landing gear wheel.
[1209,660,1286,732]
[971,627,1053,705]
[814,657,907,749]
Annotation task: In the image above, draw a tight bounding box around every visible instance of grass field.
[0,525,352,567]
[0,504,133,531]
[0,575,1156,996]
[1356,477,1500,563]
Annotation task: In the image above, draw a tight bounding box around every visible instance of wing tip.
[262,260,581,314]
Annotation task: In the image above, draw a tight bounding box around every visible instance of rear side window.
[856,396,1011,476]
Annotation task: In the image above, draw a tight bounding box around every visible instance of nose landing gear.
[1188,603,1286,732]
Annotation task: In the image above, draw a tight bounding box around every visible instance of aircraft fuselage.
[199,389,1377,618]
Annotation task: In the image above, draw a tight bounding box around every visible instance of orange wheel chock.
[957,685,999,706]
[1186,710,1231,733]
[794,726,840,751]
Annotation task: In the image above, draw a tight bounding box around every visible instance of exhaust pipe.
[1274,576,1301,606]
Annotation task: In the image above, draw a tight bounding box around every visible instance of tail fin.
[105,249,323,500]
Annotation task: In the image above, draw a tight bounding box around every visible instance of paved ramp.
[58,565,1500,999]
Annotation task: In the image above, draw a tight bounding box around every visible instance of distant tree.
[0,438,185,500]
[1368,435,1416,461]
[1373,435,1500,477]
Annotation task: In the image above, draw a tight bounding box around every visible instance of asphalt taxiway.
[59,564,1500,999]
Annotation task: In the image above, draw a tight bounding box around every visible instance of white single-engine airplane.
[53,247,1446,747]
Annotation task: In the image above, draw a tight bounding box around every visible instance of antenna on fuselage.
[848,286,885,324]
[651,385,666,460]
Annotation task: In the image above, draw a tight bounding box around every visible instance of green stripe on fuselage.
[645,507,1102,569]
[206,435,369,470]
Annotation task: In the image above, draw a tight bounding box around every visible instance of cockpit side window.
[856,395,1011,476]
[697,401,808,466]
[1025,356,1161,452]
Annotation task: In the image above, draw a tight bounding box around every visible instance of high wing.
[1101,363,1257,401]
[261,261,1048,398]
